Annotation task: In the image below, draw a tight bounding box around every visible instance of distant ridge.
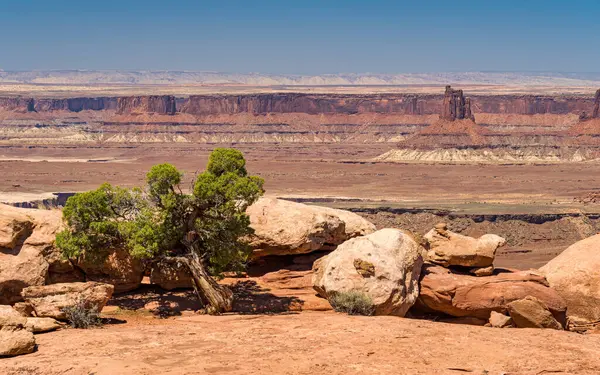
[1,70,600,86]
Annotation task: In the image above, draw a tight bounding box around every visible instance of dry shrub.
[329,291,375,316]
[61,300,102,329]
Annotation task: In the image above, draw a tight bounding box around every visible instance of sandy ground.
[1,143,599,206]
[3,311,600,375]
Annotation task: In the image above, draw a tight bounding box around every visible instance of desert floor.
[1,143,599,206]
[3,310,600,375]
[3,142,600,375]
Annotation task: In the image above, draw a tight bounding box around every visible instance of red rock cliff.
[0,93,596,116]
[593,89,600,118]
[441,86,475,121]
[116,96,176,115]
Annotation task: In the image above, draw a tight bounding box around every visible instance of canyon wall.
[0,90,598,146]
[593,89,600,118]
[0,93,596,116]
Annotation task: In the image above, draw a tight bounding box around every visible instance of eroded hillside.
[0,89,598,146]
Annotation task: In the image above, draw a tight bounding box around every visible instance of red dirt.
[3,311,600,375]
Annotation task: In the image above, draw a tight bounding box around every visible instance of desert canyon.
[2,71,600,374]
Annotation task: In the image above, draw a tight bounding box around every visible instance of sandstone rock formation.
[316,205,378,239]
[0,317,36,357]
[593,89,600,118]
[24,317,62,333]
[0,204,65,304]
[471,265,494,277]
[489,311,513,328]
[441,86,475,121]
[372,146,599,164]
[423,223,506,269]
[11,303,34,317]
[77,248,145,293]
[312,228,423,316]
[150,257,193,290]
[0,204,145,298]
[5,89,600,148]
[507,296,563,330]
[247,198,376,257]
[20,282,114,320]
[414,264,567,323]
[116,95,177,115]
[0,306,21,318]
[540,233,600,330]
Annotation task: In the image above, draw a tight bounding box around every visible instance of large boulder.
[0,204,143,297]
[150,257,193,290]
[507,296,563,330]
[77,248,145,293]
[20,282,114,320]
[25,317,62,333]
[0,317,35,357]
[424,223,506,268]
[0,204,65,304]
[247,197,376,257]
[312,228,423,316]
[415,264,567,323]
[539,234,600,330]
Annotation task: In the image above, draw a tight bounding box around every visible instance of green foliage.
[146,163,182,204]
[329,291,375,316]
[192,150,263,274]
[206,148,247,176]
[56,148,264,278]
[61,300,102,329]
[56,183,145,261]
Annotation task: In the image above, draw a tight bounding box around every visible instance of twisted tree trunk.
[182,235,233,314]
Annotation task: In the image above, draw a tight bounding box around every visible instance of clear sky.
[1,0,599,74]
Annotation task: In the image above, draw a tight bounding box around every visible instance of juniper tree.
[56,148,264,313]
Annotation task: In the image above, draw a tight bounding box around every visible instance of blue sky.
[0,0,599,74]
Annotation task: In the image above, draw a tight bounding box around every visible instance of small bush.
[329,291,375,316]
[61,300,102,329]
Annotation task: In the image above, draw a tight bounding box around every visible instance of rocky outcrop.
[116,96,177,115]
[150,257,193,290]
[539,234,600,330]
[507,296,563,330]
[423,223,506,269]
[373,146,599,164]
[441,86,475,121]
[414,264,567,323]
[0,204,67,304]
[24,317,62,333]
[34,97,118,112]
[0,92,597,117]
[4,89,600,147]
[247,198,376,257]
[0,204,147,296]
[77,249,145,293]
[0,306,21,318]
[12,303,34,317]
[312,228,423,316]
[593,89,600,118]
[0,317,36,357]
[0,97,36,112]
[20,282,114,320]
